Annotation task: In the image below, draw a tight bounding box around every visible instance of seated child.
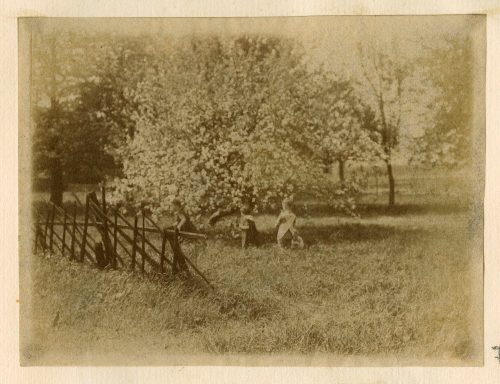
[238,203,260,249]
[275,198,304,249]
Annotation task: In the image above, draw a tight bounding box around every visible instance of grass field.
[20,199,483,365]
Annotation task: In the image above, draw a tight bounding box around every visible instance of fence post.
[131,215,138,270]
[101,186,107,213]
[34,225,39,252]
[80,195,90,262]
[160,230,167,273]
[99,187,114,267]
[43,206,50,249]
[61,207,67,257]
[141,210,146,273]
[172,227,179,274]
[70,201,77,259]
[49,203,55,253]
[113,208,118,269]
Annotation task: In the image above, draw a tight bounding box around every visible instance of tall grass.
[20,209,482,365]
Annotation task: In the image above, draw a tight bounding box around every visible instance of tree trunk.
[49,158,64,206]
[385,160,395,208]
[338,159,345,184]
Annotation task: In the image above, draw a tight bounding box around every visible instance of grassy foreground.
[20,209,482,365]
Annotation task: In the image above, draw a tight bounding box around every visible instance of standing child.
[275,198,304,249]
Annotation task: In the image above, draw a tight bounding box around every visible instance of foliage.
[110,36,359,215]
[31,31,151,189]
[32,28,474,212]
[410,35,475,167]
[307,71,382,167]
[356,39,414,160]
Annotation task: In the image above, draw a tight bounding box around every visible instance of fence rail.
[33,187,212,288]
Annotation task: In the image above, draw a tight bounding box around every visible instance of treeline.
[31,29,474,214]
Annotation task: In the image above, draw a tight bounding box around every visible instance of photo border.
[1,1,500,383]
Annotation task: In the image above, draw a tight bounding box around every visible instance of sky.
[26,15,485,86]
[26,15,484,66]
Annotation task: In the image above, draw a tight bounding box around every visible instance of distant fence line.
[33,187,213,288]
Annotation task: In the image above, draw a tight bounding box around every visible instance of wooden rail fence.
[33,187,212,288]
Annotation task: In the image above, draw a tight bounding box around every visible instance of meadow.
[20,171,483,365]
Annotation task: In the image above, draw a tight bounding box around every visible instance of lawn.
[20,204,483,366]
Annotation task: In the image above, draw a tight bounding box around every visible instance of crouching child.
[170,198,196,274]
[238,203,260,249]
[172,198,197,233]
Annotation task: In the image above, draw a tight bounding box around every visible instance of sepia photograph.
[18,15,485,366]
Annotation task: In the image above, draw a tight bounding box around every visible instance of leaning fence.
[33,187,212,288]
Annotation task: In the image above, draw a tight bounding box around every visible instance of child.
[238,203,260,249]
[275,198,304,249]
[171,198,197,233]
[170,198,195,274]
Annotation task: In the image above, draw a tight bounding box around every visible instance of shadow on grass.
[297,223,428,245]
[295,202,470,218]
[210,223,429,247]
[32,199,464,249]
[356,203,470,217]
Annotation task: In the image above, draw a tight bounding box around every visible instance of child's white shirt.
[276,210,297,240]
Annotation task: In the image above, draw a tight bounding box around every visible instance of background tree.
[356,39,413,207]
[306,71,381,184]
[32,31,151,204]
[410,34,474,168]
[32,32,87,205]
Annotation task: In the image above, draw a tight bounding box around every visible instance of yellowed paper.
[2,1,500,383]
